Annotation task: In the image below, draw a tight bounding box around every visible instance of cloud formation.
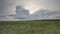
[0,0,60,20]
[15,5,29,19]
[29,9,60,19]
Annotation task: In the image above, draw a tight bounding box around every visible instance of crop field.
[0,20,60,34]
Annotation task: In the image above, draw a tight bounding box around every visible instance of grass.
[0,20,60,34]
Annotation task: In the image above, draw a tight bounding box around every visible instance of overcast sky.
[17,0,60,10]
[0,0,60,20]
[0,0,16,16]
[0,0,60,14]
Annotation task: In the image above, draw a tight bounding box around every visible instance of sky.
[0,0,60,14]
[0,0,60,20]
[17,0,60,13]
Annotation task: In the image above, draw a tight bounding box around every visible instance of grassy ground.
[0,20,60,34]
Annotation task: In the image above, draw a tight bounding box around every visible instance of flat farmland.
[0,20,60,34]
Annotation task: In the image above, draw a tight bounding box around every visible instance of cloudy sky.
[0,0,60,20]
[17,0,60,13]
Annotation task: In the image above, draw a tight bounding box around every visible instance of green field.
[0,20,60,34]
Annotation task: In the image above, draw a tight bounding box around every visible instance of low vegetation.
[0,20,60,34]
